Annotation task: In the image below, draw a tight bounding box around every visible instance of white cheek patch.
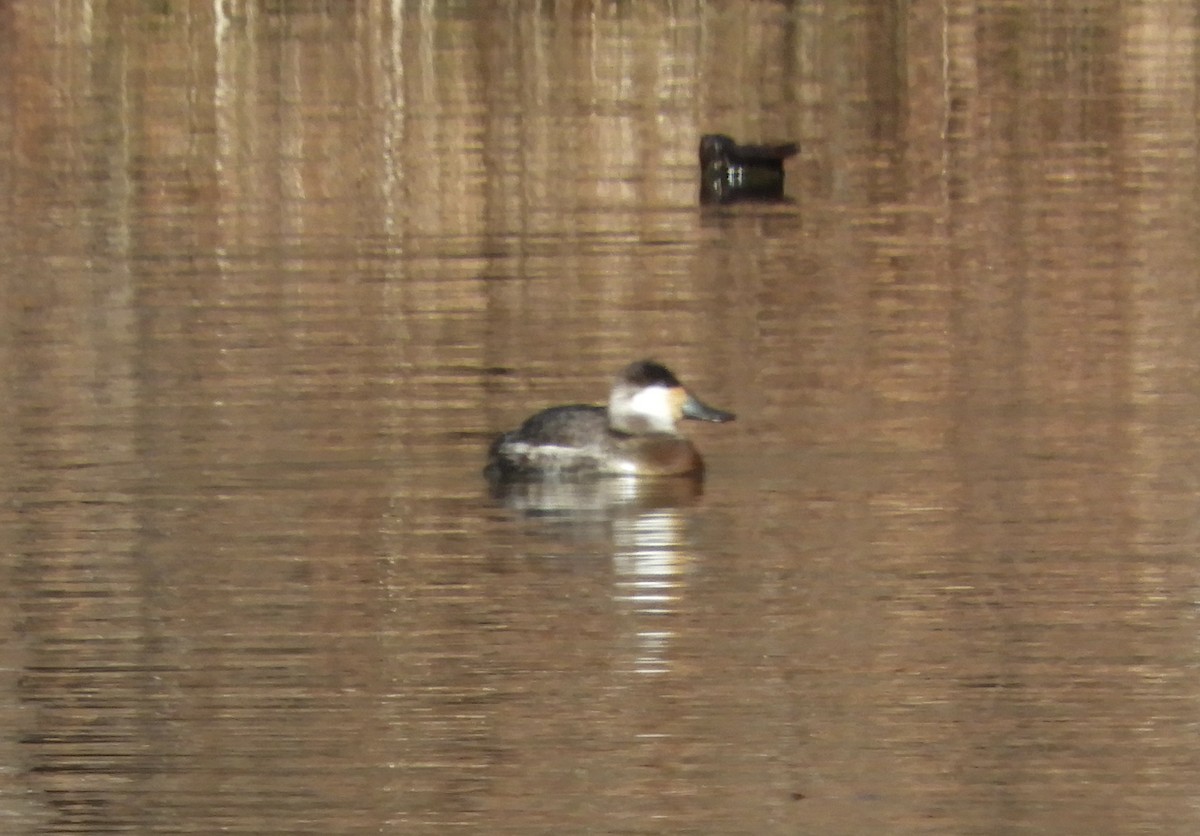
[628,386,677,433]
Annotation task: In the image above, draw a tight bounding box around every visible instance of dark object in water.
[698,133,799,204]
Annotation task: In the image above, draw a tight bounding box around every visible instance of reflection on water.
[2,0,1200,833]
[611,509,692,675]
[489,474,702,520]
[491,475,702,675]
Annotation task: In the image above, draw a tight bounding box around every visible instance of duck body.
[487,404,706,478]
[485,361,734,480]
[699,134,799,173]
[698,133,799,204]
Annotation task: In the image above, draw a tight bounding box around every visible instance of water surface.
[2,1,1199,833]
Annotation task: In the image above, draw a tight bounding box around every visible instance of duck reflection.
[611,508,692,675]
[698,133,798,205]
[488,475,701,675]
[487,472,702,517]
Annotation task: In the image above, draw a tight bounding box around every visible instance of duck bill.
[681,392,735,423]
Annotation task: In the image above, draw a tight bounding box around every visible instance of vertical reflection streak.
[612,509,691,675]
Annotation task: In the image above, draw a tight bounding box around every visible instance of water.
[2,1,1199,833]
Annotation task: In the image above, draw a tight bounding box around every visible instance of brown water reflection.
[1,1,1199,833]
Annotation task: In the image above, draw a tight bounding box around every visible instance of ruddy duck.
[698,133,799,204]
[485,360,735,479]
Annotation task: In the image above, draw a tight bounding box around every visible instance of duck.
[485,360,735,479]
[699,133,799,176]
[698,133,799,203]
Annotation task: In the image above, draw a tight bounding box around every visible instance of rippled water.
[2,1,1199,833]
